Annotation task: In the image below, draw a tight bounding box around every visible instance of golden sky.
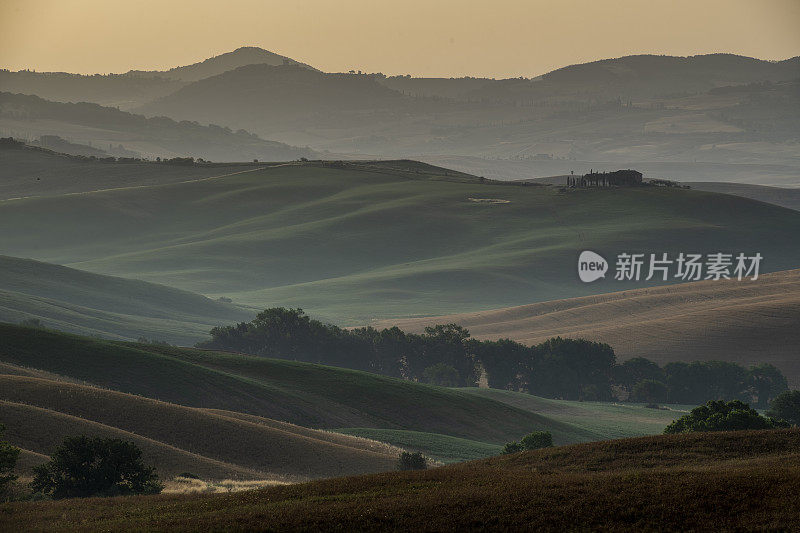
[2,0,799,78]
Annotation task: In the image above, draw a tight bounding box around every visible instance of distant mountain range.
[2,47,798,178]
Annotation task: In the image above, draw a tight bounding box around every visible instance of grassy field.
[0,255,252,345]
[1,158,799,324]
[688,181,800,211]
[335,429,503,463]
[0,145,265,200]
[4,429,800,531]
[461,389,690,440]
[373,269,800,386]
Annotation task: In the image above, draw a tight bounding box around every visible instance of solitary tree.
[520,431,553,450]
[503,431,553,454]
[767,390,800,426]
[397,452,427,471]
[0,424,20,495]
[32,436,162,499]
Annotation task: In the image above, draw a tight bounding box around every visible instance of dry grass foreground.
[0,373,401,482]
[3,429,800,531]
[373,269,800,385]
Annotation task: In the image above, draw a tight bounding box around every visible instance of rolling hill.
[686,181,800,211]
[0,324,683,461]
[0,92,315,161]
[0,324,584,444]
[0,255,252,344]
[1,160,799,323]
[371,269,800,386]
[0,140,269,200]
[5,429,800,531]
[0,373,401,482]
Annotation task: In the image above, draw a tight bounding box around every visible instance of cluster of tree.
[199,308,479,386]
[502,431,553,454]
[616,358,788,407]
[199,308,789,405]
[0,428,161,501]
[664,400,788,434]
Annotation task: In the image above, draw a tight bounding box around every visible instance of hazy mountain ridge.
[0,91,316,161]
[137,62,408,132]
[4,49,798,171]
[126,46,318,82]
[0,69,183,109]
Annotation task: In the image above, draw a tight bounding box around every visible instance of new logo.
[578,251,608,282]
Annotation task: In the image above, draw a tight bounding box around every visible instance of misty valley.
[1,7,800,531]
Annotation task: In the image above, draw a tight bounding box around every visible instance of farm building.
[567,169,643,187]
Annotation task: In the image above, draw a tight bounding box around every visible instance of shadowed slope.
[0,375,400,481]
[0,255,252,344]
[4,429,800,531]
[0,324,582,444]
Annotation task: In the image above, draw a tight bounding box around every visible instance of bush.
[520,431,553,450]
[0,424,20,495]
[503,431,553,454]
[767,390,800,426]
[501,441,523,454]
[397,452,427,471]
[31,436,162,498]
[664,400,788,434]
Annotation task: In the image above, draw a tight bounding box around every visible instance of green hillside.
[461,388,689,441]
[0,142,267,200]
[1,160,799,323]
[687,181,800,212]
[0,255,251,344]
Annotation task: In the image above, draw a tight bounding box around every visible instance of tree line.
[198,308,788,405]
